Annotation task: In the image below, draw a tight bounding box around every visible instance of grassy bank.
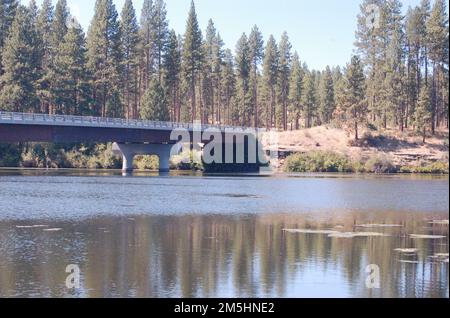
[0,143,203,171]
[283,150,449,174]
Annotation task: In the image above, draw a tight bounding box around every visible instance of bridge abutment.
[112,143,173,173]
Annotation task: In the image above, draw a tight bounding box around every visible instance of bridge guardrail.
[0,111,265,132]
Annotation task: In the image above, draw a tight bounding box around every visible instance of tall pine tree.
[0,5,40,112]
[182,0,203,122]
[87,0,123,117]
[248,25,264,127]
[120,0,139,119]
[262,35,278,128]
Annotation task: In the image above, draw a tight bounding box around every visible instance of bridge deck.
[0,112,250,132]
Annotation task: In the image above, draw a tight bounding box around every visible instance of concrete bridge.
[0,111,267,172]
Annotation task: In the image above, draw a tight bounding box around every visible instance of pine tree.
[140,77,169,121]
[302,71,316,129]
[262,35,278,128]
[36,0,54,114]
[426,0,448,133]
[0,0,18,74]
[318,66,335,125]
[204,19,217,124]
[164,30,181,122]
[87,0,123,117]
[288,52,303,130]
[52,19,90,115]
[334,66,347,124]
[235,33,252,126]
[139,0,154,93]
[248,25,264,127]
[405,6,422,127]
[220,49,235,125]
[203,20,225,125]
[153,0,169,82]
[420,0,431,87]
[384,26,407,131]
[0,5,40,112]
[120,0,139,119]
[182,0,203,122]
[341,56,367,140]
[278,32,291,130]
[52,0,69,48]
[212,33,224,124]
[355,0,383,124]
[414,84,432,142]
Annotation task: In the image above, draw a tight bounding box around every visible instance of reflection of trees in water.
[0,212,448,298]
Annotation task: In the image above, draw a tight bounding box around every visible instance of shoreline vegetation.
[1,126,448,174]
[273,126,449,174]
[283,151,448,174]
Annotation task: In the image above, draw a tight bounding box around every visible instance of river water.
[0,170,448,298]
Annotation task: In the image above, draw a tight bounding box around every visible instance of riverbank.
[263,126,449,174]
[0,126,449,174]
[0,143,203,171]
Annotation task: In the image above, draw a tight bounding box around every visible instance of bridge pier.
[112,143,173,173]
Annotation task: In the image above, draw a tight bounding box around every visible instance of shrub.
[171,150,204,171]
[400,161,449,174]
[364,154,397,173]
[135,155,159,171]
[284,151,354,173]
[0,144,22,167]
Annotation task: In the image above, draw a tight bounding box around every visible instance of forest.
[0,0,448,138]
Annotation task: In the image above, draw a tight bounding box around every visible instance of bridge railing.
[0,111,259,132]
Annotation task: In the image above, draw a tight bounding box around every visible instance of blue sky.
[23,0,423,70]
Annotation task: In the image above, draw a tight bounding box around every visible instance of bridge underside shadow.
[112,143,172,173]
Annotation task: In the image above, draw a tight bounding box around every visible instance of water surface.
[0,170,448,298]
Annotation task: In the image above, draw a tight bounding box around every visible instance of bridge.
[0,111,267,173]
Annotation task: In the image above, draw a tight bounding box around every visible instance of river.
[0,170,448,298]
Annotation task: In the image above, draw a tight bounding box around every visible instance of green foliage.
[284,151,401,174]
[364,154,396,173]
[120,0,139,119]
[140,77,169,121]
[277,32,291,130]
[400,161,449,174]
[52,21,90,115]
[338,55,367,140]
[235,33,252,126]
[164,29,181,121]
[18,143,121,169]
[284,151,354,173]
[86,0,122,117]
[0,5,40,112]
[318,66,335,124]
[0,143,21,166]
[414,84,432,141]
[262,35,278,128]
[170,150,204,171]
[181,0,203,121]
[0,0,448,135]
[288,52,303,129]
[134,155,159,170]
[0,0,18,70]
[302,72,317,128]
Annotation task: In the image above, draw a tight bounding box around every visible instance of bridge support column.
[112,143,173,173]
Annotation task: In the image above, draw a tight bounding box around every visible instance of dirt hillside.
[261,126,449,167]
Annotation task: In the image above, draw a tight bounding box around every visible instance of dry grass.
[262,126,449,168]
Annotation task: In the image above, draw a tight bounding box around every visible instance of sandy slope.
[261,126,449,166]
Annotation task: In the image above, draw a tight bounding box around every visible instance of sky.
[22,0,423,70]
